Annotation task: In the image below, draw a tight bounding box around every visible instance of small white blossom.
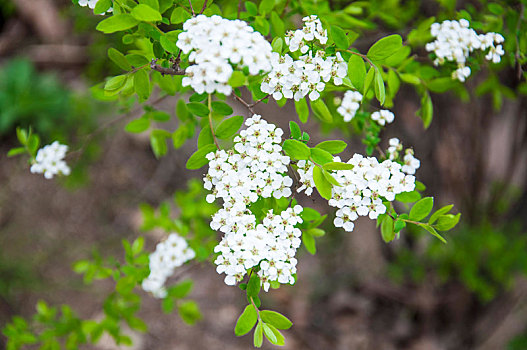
[77,0,112,13]
[142,233,196,298]
[178,15,273,95]
[426,19,504,82]
[337,90,363,122]
[30,141,70,179]
[371,109,395,126]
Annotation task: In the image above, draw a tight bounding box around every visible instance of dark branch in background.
[150,59,186,76]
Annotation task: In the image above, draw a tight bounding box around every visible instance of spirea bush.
[5,0,525,348]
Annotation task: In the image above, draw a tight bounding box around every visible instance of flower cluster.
[261,16,347,101]
[204,115,304,290]
[141,233,196,298]
[177,15,273,95]
[77,0,112,13]
[386,138,421,175]
[284,15,328,53]
[296,154,416,232]
[425,19,504,82]
[337,90,363,122]
[371,109,395,126]
[214,206,303,292]
[30,141,70,179]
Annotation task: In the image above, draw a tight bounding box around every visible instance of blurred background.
[1,0,527,349]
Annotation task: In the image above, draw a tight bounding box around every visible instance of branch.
[208,94,221,150]
[232,93,256,115]
[188,0,195,16]
[150,59,186,76]
[198,0,208,14]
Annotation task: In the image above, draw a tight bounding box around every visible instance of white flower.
[178,15,273,95]
[426,19,504,82]
[337,90,363,122]
[77,0,112,13]
[30,141,70,179]
[371,109,395,126]
[142,233,195,298]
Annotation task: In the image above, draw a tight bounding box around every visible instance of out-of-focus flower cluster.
[425,19,504,82]
[142,233,196,298]
[177,15,273,95]
[337,90,363,122]
[30,141,70,179]
[261,15,347,101]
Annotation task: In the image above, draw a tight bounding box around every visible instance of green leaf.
[211,101,233,116]
[409,197,434,221]
[160,36,178,54]
[289,121,301,139]
[310,99,333,123]
[323,169,340,186]
[434,213,460,231]
[7,147,26,157]
[247,275,261,298]
[384,46,411,67]
[125,118,150,133]
[187,102,209,117]
[347,54,366,93]
[263,323,277,344]
[367,34,403,62]
[374,68,385,105]
[271,37,283,53]
[310,148,333,165]
[234,305,258,336]
[259,0,274,15]
[127,317,148,332]
[198,126,214,147]
[96,14,140,33]
[313,166,332,200]
[323,162,354,170]
[316,140,347,154]
[270,12,285,37]
[178,300,202,325]
[419,92,433,129]
[254,322,263,348]
[308,228,325,237]
[171,7,191,24]
[16,128,28,144]
[395,190,421,203]
[176,99,190,121]
[215,115,244,139]
[132,4,162,22]
[108,48,132,71]
[266,324,285,345]
[282,139,310,160]
[260,310,292,329]
[381,215,395,242]
[363,66,375,95]
[134,69,150,100]
[104,75,127,91]
[399,73,421,85]
[421,224,447,243]
[302,230,316,254]
[186,144,216,169]
[94,0,112,14]
[331,25,348,50]
[27,135,40,154]
[427,77,456,93]
[150,130,168,158]
[228,71,246,87]
[294,98,309,123]
[429,204,454,224]
[168,279,193,298]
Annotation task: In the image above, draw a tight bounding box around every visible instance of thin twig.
[188,0,195,16]
[237,0,242,18]
[198,0,208,14]
[249,94,270,108]
[232,93,256,115]
[150,59,186,75]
